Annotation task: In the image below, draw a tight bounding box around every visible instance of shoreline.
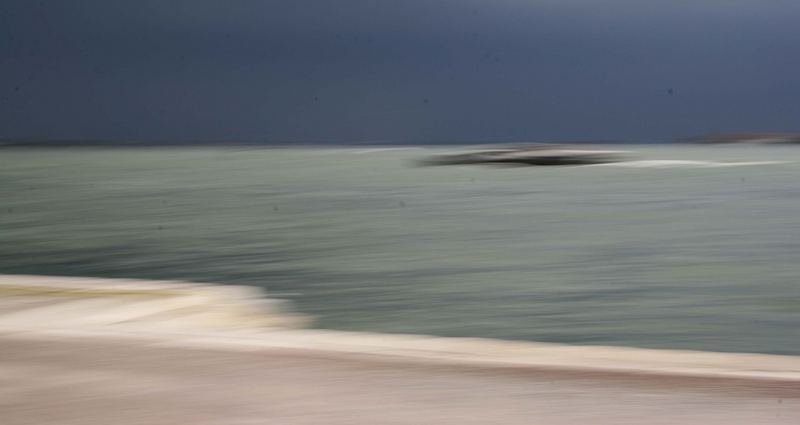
[2,274,799,383]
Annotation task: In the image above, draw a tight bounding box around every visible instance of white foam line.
[591,160,791,168]
[3,326,800,383]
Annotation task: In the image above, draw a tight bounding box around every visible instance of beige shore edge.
[1,274,799,383]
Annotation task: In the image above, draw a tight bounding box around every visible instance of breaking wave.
[591,160,790,168]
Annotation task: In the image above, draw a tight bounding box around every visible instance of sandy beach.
[2,332,799,425]
[1,275,799,424]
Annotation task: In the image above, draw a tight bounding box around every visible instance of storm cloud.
[2,0,799,142]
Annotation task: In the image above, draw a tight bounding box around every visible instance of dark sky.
[2,1,799,143]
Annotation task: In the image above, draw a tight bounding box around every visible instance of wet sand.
[2,334,799,425]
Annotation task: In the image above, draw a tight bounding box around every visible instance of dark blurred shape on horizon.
[419,144,631,166]
[2,1,799,144]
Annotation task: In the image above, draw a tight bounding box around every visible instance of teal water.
[2,146,799,354]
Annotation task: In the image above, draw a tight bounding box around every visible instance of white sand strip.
[1,274,799,383]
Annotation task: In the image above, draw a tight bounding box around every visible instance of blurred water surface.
[2,145,799,354]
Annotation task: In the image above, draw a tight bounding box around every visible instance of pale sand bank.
[2,274,800,424]
[1,274,799,383]
[2,333,799,425]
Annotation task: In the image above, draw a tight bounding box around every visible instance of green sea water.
[2,145,799,354]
